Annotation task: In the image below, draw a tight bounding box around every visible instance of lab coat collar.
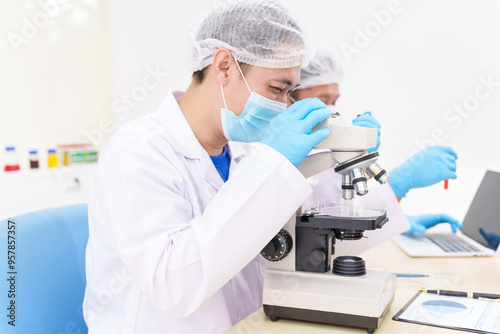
[226,142,247,164]
[158,91,244,191]
[158,91,205,160]
[158,92,249,166]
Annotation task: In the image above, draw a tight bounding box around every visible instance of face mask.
[220,61,287,143]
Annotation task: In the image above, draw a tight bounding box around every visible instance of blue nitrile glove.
[479,228,500,249]
[261,98,331,167]
[404,214,462,235]
[352,111,381,153]
[389,146,457,198]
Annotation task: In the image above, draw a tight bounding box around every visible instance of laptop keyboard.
[426,233,482,253]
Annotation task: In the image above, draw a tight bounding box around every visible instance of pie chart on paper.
[421,300,467,314]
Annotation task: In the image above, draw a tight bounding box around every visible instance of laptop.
[393,170,500,257]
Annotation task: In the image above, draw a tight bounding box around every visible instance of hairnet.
[185,0,315,72]
[297,48,344,90]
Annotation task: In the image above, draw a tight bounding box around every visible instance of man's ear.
[212,48,234,86]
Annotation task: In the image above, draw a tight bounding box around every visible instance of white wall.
[0,0,113,171]
[108,0,500,222]
[0,0,112,217]
[0,164,95,219]
[3,1,498,221]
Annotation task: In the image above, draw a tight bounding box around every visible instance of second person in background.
[291,48,461,235]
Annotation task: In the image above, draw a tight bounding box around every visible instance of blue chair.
[0,204,89,334]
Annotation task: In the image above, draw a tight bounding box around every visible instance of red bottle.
[4,146,20,172]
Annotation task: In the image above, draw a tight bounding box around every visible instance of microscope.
[261,112,396,334]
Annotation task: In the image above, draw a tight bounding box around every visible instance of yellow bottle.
[48,149,58,168]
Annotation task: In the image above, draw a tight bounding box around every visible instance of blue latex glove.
[389,146,457,198]
[352,111,381,153]
[404,214,462,235]
[261,98,331,167]
[479,228,500,249]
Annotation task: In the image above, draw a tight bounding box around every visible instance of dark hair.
[192,62,250,84]
[192,67,208,84]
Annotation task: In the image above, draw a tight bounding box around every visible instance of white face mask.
[220,60,287,142]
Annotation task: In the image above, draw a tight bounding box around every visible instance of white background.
[1,0,500,221]
[0,0,113,170]
[107,0,500,222]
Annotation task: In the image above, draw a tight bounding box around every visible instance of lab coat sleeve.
[90,141,312,318]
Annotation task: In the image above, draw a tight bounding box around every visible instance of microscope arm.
[297,149,339,179]
[297,115,388,199]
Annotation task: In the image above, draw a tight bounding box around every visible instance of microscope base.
[262,268,396,333]
[263,304,390,334]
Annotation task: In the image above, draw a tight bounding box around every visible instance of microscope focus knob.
[261,229,293,262]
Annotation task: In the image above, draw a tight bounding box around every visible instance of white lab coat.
[83,91,408,334]
[84,91,314,333]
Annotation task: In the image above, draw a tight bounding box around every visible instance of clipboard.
[393,291,500,334]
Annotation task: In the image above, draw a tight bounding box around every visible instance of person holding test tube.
[290,48,461,235]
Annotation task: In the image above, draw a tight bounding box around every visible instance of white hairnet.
[185,0,315,72]
[297,48,344,90]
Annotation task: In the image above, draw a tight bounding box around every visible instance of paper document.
[393,292,500,334]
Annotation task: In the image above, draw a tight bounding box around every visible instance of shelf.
[1,164,97,219]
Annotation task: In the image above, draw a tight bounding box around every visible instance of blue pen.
[392,273,429,278]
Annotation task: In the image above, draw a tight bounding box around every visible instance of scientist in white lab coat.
[83,1,336,333]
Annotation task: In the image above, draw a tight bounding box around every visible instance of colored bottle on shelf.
[48,149,58,168]
[89,148,98,163]
[29,150,39,169]
[58,143,99,165]
[63,150,69,166]
[4,147,20,172]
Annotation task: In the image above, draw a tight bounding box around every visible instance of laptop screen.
[462,170,500,250]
